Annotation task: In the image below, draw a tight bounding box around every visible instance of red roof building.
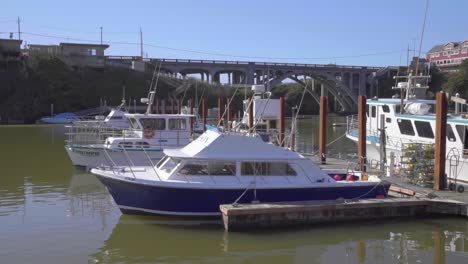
[426,41,468,71]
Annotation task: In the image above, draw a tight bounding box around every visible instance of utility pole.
[17,17,21,40]
[100,26,103,44]
[140,27,143,58]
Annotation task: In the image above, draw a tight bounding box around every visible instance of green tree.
[444,60,468,98]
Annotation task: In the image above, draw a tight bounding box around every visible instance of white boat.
[232,85,285,143]
[346,73,468,191]
[90,129,390,216]
[72,108,130,129]
[65,113,193,170]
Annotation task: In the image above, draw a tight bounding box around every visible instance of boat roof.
[367,98,436,105]
[164,130,304,160]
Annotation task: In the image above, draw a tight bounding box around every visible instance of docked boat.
[65,113,194,170]
[40,112,78,124]
[91,129,390,216]
[346,74,468,191]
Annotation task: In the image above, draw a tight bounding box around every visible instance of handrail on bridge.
[105,56,384,70]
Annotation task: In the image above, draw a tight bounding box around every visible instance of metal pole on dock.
[434,92,447,190]
[189,98,194,134]
[280,97,285,147]
[202,97,207,131]
[227,97,231,130]
[218,97,223,127]
[358,96,367,172]
[248,97,254,130]
[319,89,327,164]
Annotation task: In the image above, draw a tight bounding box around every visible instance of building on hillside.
[0,38,23,61]
[27,42,109,68]
[426,40,468,71]
[28,44,60,55]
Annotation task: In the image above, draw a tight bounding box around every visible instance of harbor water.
[0,117,467,263]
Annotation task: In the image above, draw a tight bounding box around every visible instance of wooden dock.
[220,156,468,232]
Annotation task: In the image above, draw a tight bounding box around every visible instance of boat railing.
[65,124,127,145]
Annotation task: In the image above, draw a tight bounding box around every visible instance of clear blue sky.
[1,0,467,66]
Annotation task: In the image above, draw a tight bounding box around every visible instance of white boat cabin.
[361,98,468,157]
[104,113,194,150]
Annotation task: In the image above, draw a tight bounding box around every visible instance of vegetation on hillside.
[443,60,468,98]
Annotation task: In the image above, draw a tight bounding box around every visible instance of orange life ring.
[143,127,155,138]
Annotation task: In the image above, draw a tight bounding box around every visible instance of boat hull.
[65,145,165,170]
[94,175,391,216]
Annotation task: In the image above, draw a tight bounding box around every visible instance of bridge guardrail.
[105,56,383,70]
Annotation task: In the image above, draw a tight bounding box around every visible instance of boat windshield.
[127,117,141,129]
[158,157,181,173]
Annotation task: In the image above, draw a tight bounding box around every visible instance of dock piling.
[280,97,285,147]
[227,97,231,130]
[218,96,223,127]
[248,97,253,130]
[202,97,207,131]
[319,94,327,164]
[358,95,367,171]
[434,92,447,190]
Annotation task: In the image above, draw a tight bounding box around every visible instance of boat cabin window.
[386,117,392,123]
[140,118,166,130]
[414,121,434,139]
[447,125,456,142]
[110,116,123,120]
[135,141,150,148]
[371,106,376,118]
[117,142,133,148]
[177,161,208,175]
[127,117,141,129]
[177,161,236,176]
[397,119,415,136]
[169,118,187,130]
[159,157,181,173]
[241,162,296,176]
[456,125,468,152]
[382,105,390,113]
[156,156,169,168]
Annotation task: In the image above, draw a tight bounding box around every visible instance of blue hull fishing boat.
[91,130,390,216]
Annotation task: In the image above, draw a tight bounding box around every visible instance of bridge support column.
[246,63,255,85]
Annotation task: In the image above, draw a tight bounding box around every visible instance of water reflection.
[90,216,468,264]
[0,123,467,264]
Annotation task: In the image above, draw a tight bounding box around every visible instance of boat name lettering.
[72,149,100,157]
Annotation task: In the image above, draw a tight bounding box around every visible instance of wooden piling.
[358,96,367,172]
[161,99,165,114]
[155,98,159,114]
[280,96,285,147]
[189,98,194,134]
[248,97,254,130]
[227,97,231,130]
[218,96,223,126]
[434,92,447,191]
[319,96,327,164]
[171,98,175,114]
[178,98,181,114]
[202,97,207,131]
